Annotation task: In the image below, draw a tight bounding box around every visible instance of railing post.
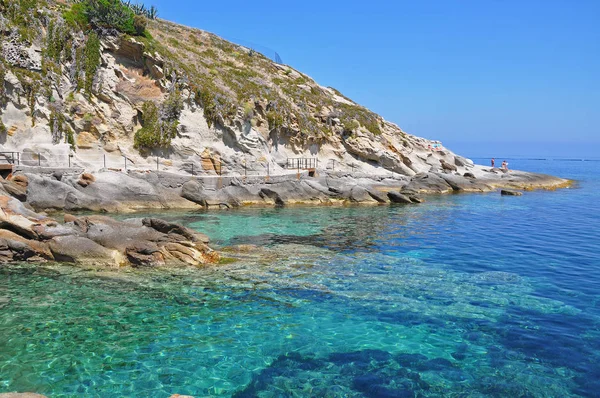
[191,163,194,176]
[38,153,41,167]
[124,156,127,172]
[103,154,106,169]
[68,154,71,168]
[157,157,159,172]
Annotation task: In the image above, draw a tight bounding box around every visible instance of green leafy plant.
[83,32,101,95]
[66,0,153,36]
[266,110,285,130]
[63,2,89,30]
[134,90,184,150]
[45,20,70,62]
[133,15,147,36]
[0,62,6,107]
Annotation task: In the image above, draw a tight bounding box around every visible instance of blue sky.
[142,0,599,157]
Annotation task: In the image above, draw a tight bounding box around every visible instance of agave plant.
[147,5,158,19]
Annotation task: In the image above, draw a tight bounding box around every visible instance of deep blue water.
[1,159,599,397]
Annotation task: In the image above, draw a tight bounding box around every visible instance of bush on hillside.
[134,90,183,150]
[65,0,149,36]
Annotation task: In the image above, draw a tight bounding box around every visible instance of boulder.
[404,173,453,194]
[142,218,210,244]
[11,175,29,188]
[437,173,471,192]
[78,172,96,187]
[0,229,53,262]
[409,196,424,204]
[387,192,413,204]
[440,159,458,172]
[259,188,285,206]
[1,180,27,201]
[125,242,164,267]
[367,189,388,203]
[348,186,377,203]
[181,180,208,207]
[49,236,121,265]
[0,196,40,239]
[25,174,112,212]
[454,156,468,167]
[501,190,523,196]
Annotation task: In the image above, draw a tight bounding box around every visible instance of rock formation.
[0,190,218,267]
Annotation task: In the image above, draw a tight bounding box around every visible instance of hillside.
[0,0,468,176]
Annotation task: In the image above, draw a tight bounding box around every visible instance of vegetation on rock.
[0,0,399,160]
[65,0,152,36]
[134,90,183,150]
[82,32,101,95]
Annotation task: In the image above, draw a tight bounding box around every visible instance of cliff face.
[0,0,471,176]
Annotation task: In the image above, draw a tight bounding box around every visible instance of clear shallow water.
[1,159,600,397]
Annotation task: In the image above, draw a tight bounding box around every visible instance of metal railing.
[0,152,20,165]
[286,158,318,170]
[3,152,405,180]
[9,152,285,178]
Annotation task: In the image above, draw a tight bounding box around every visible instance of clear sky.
[142,0,599,158]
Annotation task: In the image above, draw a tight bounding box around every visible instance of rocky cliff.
[0,0,473,177]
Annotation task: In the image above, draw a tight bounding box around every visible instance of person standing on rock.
[501,160,509,171]
[491,158,495,168]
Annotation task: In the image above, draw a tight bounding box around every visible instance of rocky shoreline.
[0,191,219,267]
[4,165,571,212]
[0,165,569,267]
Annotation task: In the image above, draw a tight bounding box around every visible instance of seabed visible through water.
[1,159,600,397]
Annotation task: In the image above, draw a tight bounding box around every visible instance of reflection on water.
[1,159,600,397]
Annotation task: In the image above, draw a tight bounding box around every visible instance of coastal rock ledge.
[0,194,219,267]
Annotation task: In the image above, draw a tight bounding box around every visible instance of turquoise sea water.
[1,159,600,397]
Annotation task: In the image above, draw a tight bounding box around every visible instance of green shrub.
[65,0,149,36]
[63,2,89,30]
[243,101,254,120]
[266,110,285,130]
[162,89,184,120]
[343,119,360,132]
[134,91,183,150]
[193,84,235,128]
[2,0,42,41]
[45,20,70,62]
[49,109,75,149]
[86,0,136,34]
[83,32,101,95]
[134,101,161,149]
[0,62,6,107]
[14,69,40,126]
[133,15,147,36]
[65,127,75,150]
[195,87,217,127]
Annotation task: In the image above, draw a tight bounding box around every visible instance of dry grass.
[116,67,163,104]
